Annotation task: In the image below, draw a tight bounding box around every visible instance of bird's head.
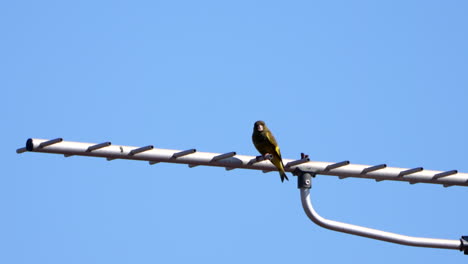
[254,120,266,132]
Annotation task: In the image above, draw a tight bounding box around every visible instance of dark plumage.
[252,120,289,182]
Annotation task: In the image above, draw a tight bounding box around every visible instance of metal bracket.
[293,168,315,189]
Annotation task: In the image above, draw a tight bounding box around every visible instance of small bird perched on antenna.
[252,120,289,182]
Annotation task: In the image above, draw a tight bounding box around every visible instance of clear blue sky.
[2,1,468,263]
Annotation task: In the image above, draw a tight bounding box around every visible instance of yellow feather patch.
[275,146,281,155]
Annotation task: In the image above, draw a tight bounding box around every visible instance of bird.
[252,120,289,182]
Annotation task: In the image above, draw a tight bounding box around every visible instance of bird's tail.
[280,171,289,182]
[277,159,289,182]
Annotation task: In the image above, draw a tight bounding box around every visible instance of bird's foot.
[255,154,273,162]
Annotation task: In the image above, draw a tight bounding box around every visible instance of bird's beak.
[257,125,263,132]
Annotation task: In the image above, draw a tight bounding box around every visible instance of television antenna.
[17,138,468,254]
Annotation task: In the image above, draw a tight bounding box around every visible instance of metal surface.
[300,188,463,251]
[18,138,468,187]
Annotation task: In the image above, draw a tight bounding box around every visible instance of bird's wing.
[265,131,282,158]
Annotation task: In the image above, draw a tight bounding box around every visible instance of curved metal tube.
[300,188,462,250]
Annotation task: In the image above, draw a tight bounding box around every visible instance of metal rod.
[211,152,236,162]
[433,170,458,179]
[325,160,350,171]
[129,145,154,156]
[172,149,196,158]
[18,138,468,187]
[16,147,27,154]
[300,188,462,251]
[87,142,112,152]
[286,157,311,168]
[38,138,63,148]
[361,164,387,174]
[398,167,423,177]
